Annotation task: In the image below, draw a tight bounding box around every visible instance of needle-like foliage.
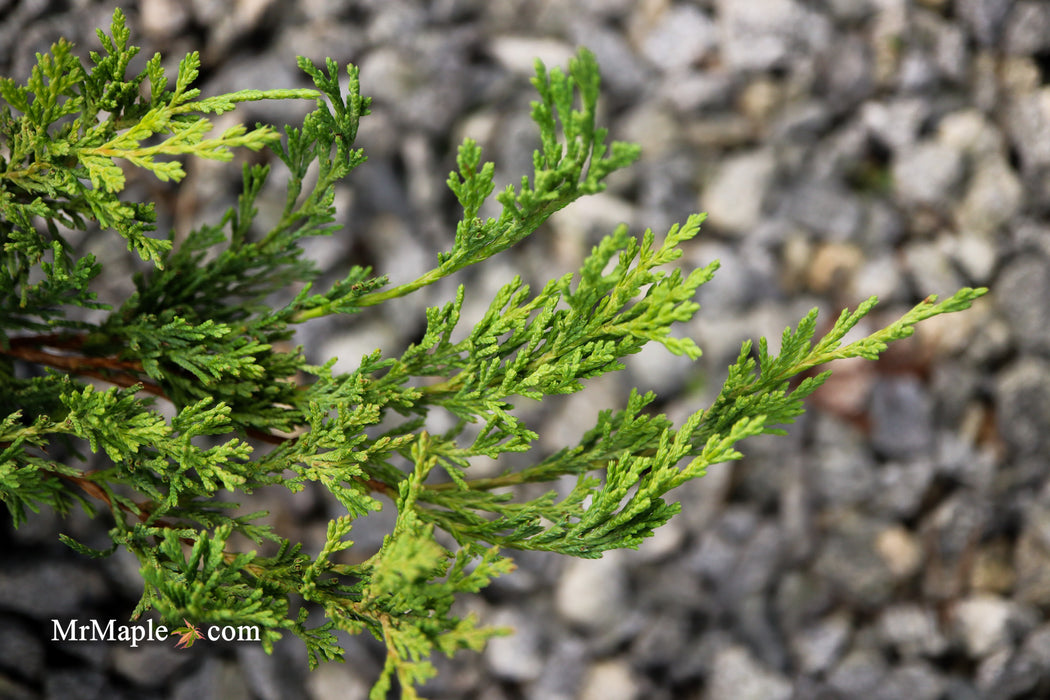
[0,11,986,697]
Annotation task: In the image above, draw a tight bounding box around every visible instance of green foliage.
[0,10,986,697]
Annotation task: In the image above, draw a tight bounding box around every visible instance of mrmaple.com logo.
[51,618,260,648]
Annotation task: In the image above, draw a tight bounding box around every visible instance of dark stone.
[818,35,875,111]
[955,0,1015,45]
[997,257,1050,355]
[721,523,783,602]
[685,506,759,581]
[0,562,107,619]
[630,612,692,671]
[1006,95,1050,174]
[869,662,947,700]
[0,673,37,700]
[1001,625,1050,697]
[874,459,935,519]
[791,613,850,674]
[1004,1,1050,54]
[812,416,878,507]
[170,657,253,700]
[44,669,107,700]
[996,358,1050,459]
[826,647,889,694]
[814,514,896,609]
[869,377,935,461]
[919,493,990,601]
[236,642,308,700]
[784,180,864,241]
[775,570,836,634]
[112,642,195,689]
[0,614,44,682]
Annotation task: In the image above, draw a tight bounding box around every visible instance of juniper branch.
[0,11,988,697]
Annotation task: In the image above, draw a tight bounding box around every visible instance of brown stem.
[1,342,161,395]
[56,470,191,541]
[3,344,142,372]
[5,336,397,502]
[7,332,88,351]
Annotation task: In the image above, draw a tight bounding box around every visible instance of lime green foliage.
[0,10,986,697]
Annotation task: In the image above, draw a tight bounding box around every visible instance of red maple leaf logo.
[171,618,204,649]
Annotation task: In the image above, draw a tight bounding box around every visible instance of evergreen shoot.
[0,11,987,697]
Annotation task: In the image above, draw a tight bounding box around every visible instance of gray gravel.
[1,0,1048,698]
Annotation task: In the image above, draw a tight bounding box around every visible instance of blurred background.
[1,0,1047,698]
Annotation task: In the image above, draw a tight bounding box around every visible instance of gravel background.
[1,0,1047,698]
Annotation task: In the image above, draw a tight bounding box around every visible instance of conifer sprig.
[0,11,987,697]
